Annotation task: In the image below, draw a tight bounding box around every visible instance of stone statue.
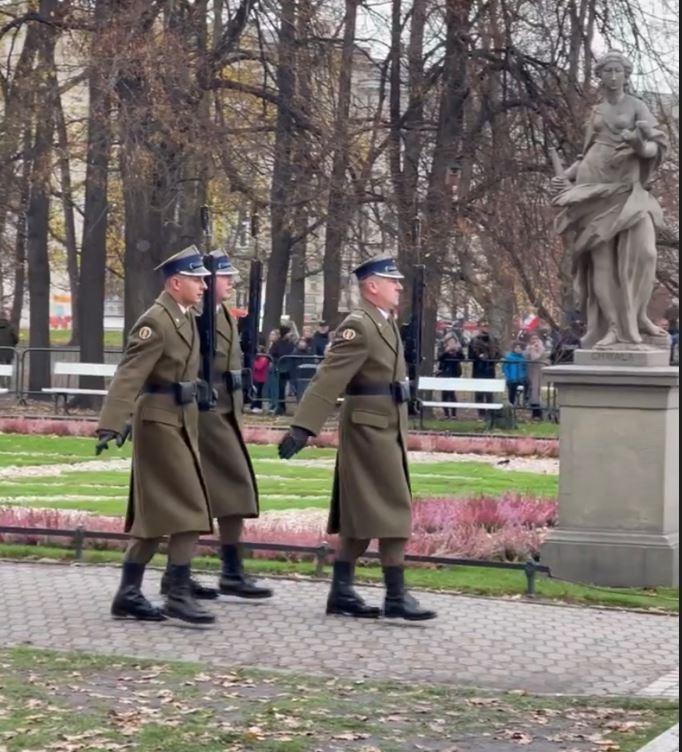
[552,50,668,350]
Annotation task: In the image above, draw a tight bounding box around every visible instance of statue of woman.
[552,51,668,349]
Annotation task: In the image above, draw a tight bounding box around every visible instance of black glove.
[95,430,121,456]
[118,422,132,446]
[278,426,312,460]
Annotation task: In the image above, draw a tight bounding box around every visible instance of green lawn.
[413,417,560,437]
[19,328,123,348]
[0,438,558,516]
[0,433,559,516]
[0,647,677,752]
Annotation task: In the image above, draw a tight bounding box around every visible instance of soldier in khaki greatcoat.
[96,246,217,625]
[170,250,272,601]
[279,255,437,621]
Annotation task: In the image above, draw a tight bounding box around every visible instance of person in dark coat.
[550,325,584,365]
[0,310,18,364]
[311,321,331,357]
[468,322,502,417]
[436,335,465,418]
[292,337,318,400]
[270,326,295,415]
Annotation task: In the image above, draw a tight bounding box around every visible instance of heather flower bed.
[0,493,557,563]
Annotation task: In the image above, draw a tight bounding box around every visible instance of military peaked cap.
[155,245,211,278]
[208,249,239,277]
[353,254,404,281]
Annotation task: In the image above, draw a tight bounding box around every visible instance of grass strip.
[0,543,677,613]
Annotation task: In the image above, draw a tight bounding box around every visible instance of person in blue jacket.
[502,342,527,407]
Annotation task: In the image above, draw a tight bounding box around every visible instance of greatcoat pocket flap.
[139,406,182,427]
[350,410,389,429]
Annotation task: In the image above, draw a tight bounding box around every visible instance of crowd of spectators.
[247,311,679,418]
[249,320,330,415]
[435,324,549,421]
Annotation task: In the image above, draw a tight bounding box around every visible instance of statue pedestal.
[541,363,679,587]
[575,348,670,368]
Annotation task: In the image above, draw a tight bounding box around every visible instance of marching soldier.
[167,249,272,600]
[96,246,217,625]
[278,254,437,621]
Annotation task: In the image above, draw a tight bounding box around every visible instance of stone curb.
[638,724,679,752]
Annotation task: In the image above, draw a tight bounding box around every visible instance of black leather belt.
[144,381,197,405]
[346,380,410,403]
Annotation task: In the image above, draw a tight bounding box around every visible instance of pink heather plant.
[0,418,97,437]
[0,493,557,563]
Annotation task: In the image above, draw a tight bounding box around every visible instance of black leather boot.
[383,566,437,621]
[111,562,166,621]
[161,568,219,600]
[219,545,273,599]
[326,561,380,618]
[163,564,216,624]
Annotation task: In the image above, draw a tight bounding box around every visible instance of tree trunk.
[120,148,168,330]
[51,66,80,346]
[262,0,297,334]
[173,0,210,251]
[421,0,471,372]
[78,0,114,397]
[289,235,306,330]
[26,1,59,393]
[321,0,360,326]
[389,0,427,313]
[0,24,39,265]
[10,126,33,333]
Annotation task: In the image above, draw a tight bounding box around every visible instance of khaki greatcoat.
[291,299,412,540]
[98,291,212,539]
[198,304,259,518]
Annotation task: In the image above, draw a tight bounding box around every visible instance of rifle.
[197,205,217,411]
[239,209,263,398]
[240,258,263,374]
[401,263,425,416]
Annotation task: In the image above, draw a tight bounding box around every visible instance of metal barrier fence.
[0,347,18,394]
[1,343,677,420]
[0,524,550,596]
[270,354,560,420]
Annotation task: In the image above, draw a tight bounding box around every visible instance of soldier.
[166,249,272,600]
[96,246,217,625]
[278,254,437,622]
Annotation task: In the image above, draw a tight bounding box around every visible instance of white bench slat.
[53,362,117,377]
[418,376,506,393]
[42,388,109,396]
[0,388,8,395]
[420,401,504,410]
[0,365,13,377]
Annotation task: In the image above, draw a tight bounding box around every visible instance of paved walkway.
[0,561,677,699]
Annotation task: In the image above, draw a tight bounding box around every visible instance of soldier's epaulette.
[345,311,366,322]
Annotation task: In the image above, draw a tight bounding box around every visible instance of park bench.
[417,376,512,428]
[0,364,13,395]
[42,361,118,413]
